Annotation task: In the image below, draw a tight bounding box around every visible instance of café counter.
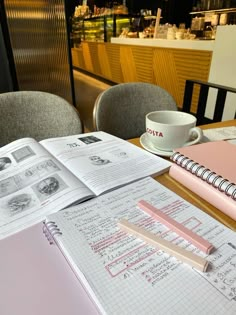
[71,37,213,111]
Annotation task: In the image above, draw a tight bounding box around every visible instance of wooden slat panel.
[71,47,86,69]
[82,42,94,72]
[87,42,101,75]
[105,43,123,83]
[130,46,153,82]
[120,46,137,82]
[152,47,212,110]
[153,48,181,104]
[97,43,112,79]
[172,49,212,111]
[71,43,212,113]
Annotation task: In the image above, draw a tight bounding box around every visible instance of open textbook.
[0,131,171,239]
[44,177,236,315]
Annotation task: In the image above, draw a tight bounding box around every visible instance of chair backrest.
[0,91,83,146]
[182,79,236,125]
[93,82,177,139]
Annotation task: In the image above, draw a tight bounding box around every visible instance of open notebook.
[38,177,236,314]
[0,222,100,315]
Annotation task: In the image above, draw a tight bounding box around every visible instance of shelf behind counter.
[72,37,213,112]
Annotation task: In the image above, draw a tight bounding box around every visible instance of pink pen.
[137,200,215,254]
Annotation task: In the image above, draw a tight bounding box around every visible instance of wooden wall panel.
[72,43,212,112]
[97,44,112,79]
[88,42,102,75]
[152,48,212,110]
[153,48,180,105]
[172,49,212,111]
[120,46,138,82]
[131,46,153,83]
[71,48,86,70]
[105,43,123,83]
[82,42,93,72]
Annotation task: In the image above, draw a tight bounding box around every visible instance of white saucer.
[140,133,174,157]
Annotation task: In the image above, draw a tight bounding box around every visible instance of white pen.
[118,219,209,272]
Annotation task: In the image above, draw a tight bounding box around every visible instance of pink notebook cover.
[0,223,100,315]
[173,141,236,183]
[169,164,236,221]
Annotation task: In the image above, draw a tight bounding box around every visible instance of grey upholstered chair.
[0,91,83,147]
[93,82,177,139]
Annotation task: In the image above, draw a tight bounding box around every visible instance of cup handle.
[185,127,203,146]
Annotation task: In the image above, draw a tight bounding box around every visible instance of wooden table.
[129,120,236,231]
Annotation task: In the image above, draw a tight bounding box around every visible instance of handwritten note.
[196,243,236,300]
[202,126,236,142]
[47,177,236,314]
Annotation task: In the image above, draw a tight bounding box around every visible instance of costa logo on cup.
[145,110,203,151]
[146,128,164,137]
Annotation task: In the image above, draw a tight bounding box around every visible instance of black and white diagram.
[78,135,102,145]
[89,155,111,166]
[0,157,12,171]
[33,174,68,202]
[11,145,36,162]
[7,193,34,216]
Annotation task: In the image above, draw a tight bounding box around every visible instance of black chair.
[182,79,236,125]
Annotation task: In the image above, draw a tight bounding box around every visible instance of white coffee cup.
[146,110,203,151]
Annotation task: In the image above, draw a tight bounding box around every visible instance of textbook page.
[0,138,94,239]
[40,131,171,195]
[46,177,236,315]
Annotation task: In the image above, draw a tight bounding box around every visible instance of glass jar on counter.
[191,17,205,31]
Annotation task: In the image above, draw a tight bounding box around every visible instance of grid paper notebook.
[45,177,236,315]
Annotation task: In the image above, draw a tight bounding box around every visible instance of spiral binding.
[43,221,62,245]
[171,152,236,200]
